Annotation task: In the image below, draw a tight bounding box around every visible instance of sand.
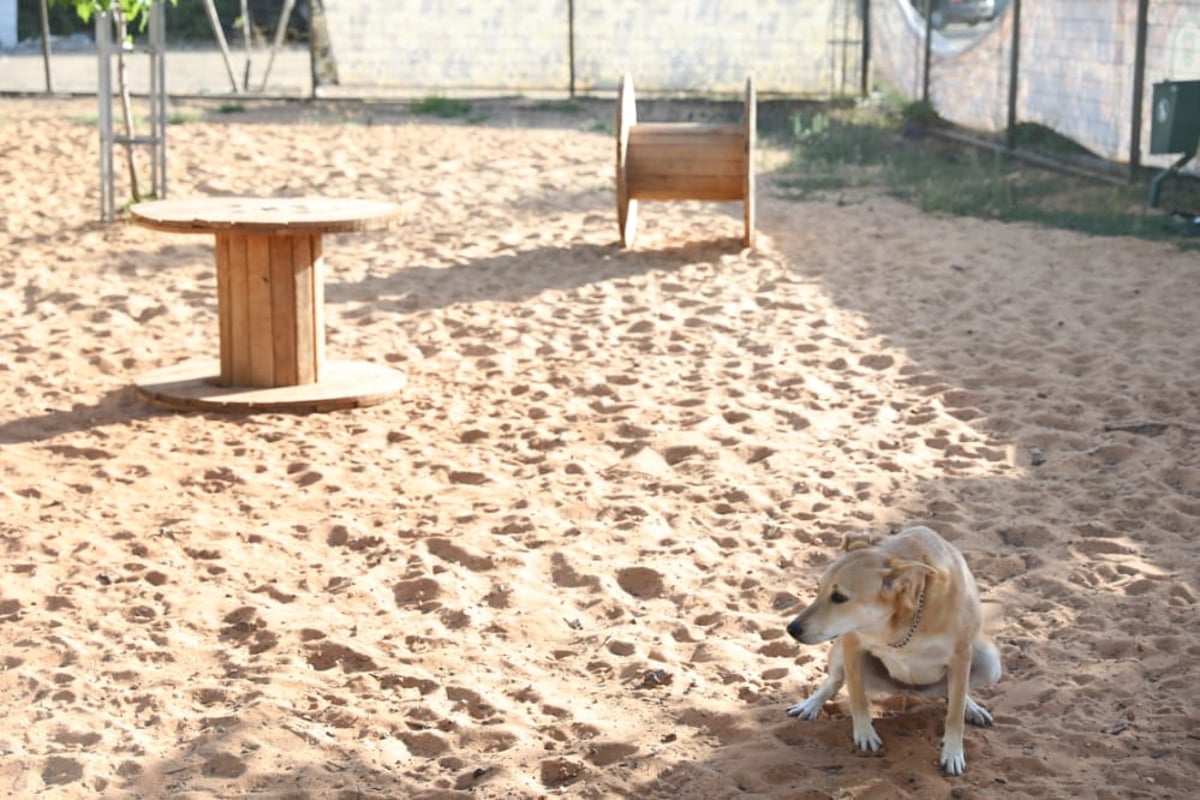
[0,96,1197,799]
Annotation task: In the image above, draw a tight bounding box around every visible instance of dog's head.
[786,535,934,645]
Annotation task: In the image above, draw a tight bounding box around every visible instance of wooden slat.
[627,162,745,200]
[628,157,746,181]
[245,234,274,386]
[627,124,744,147]
[270,236,298,386]
[226,233,252,386]
[292,234,319,384]
[629,183,744,202]
[215,233,233,381]
[312,235,325,381]
[744,75,756,248]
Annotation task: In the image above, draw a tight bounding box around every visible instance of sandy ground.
[1,96,1198,799]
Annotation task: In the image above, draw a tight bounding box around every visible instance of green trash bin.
[1150,80,1200,155]
[1148,80,1200,207]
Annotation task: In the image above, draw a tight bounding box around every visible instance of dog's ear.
[882,558,936,592]
[840,533,876,553]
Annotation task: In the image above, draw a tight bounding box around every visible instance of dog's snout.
[786,617,805,641]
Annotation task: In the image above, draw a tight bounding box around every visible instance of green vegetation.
[73,110,202,126]
[167,109,203,125]
[780,99,1198,245]
[48,0,176,33]
[410,95,473,119]
[32,0,303,44]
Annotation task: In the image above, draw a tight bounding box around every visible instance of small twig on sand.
[1103,420,1200,436]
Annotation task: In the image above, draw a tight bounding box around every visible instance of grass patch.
[410,95,472,119]
[216,102,246,114]
[780,100,1198,245]
[75,111,200,127]
[168,110,203,125]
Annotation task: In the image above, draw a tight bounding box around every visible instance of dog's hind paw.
[786,697,824,720]
[964,696,993,727]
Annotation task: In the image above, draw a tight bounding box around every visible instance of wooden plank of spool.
[215,231,234,381]
[224,232,252,386]
[615,74,756,248]
[245,234,275,387]
[269,234,299,386]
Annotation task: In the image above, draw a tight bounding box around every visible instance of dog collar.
[888,584,926,648]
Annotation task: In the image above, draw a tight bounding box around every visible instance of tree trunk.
[113,6,143,201]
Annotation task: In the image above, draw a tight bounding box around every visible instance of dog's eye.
[830,590,849,604]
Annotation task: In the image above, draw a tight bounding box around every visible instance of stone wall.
[320,0,856,96]
[318,0,1198,172]
[871,0,1200,172]
[322,0,571,93]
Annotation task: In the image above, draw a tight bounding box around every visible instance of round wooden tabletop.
[129,196,401,236]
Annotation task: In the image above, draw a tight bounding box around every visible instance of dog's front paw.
[786,696,824,720]
[964,696,993,727]
[852,722,882,753]
[939,741,966,776]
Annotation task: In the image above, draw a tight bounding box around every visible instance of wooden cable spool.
[616,73,756,248]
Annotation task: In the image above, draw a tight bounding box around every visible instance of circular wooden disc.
[743,75,757,249]
[616,74,639,247]
[130,196,401,236]
[135,359,405,413]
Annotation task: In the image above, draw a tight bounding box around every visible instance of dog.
[785,526,1001,776]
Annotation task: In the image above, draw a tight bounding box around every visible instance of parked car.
[920,0,997,29]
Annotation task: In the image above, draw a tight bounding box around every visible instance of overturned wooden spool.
[616,74,756,248]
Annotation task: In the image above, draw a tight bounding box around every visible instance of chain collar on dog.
[888,584,926,648]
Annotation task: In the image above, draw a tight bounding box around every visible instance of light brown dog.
[785,526,1001,775]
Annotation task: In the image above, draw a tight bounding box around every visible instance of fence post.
[1129,0,1150,179]
[860,0,871,98]
[38,0,52,92]
[922,3,932,103]
[1005,0,1022,149]
[568,0,575,97]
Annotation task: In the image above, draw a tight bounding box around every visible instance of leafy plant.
[410,95,472,119]
[50,0,175,33]
[899,100,943,128]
